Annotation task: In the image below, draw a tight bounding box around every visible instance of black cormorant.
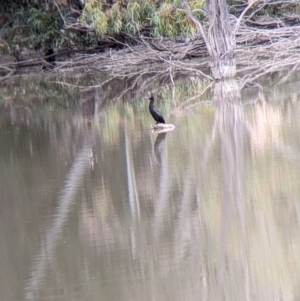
[149,96,165,124]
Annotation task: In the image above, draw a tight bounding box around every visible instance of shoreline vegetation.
[1,1,300,90]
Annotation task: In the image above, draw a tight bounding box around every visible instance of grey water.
[1,73,300,301]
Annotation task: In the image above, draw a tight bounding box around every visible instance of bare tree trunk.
[183,0,236,80]
[206,0,236,79]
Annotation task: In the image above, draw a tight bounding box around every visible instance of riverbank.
[2,22,300,85]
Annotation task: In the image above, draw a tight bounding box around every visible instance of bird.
[149,96,165,124]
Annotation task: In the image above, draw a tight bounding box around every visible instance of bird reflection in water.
[154,133,167,164]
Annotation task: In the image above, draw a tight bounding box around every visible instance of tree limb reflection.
[213,79,250,301]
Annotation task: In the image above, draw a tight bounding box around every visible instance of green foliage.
[1,6,70,54]
[26,8,65,48]
[79,0,204,38]
[80,0,108,36]
[80,0,155,36]
[123,0,155,35]
[152,0,204,37]
[2,0,298,57]
[106,3,123,35]
[153,3,177,37]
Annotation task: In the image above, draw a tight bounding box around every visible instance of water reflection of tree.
[211,80,249,300]
[81,83,243,298]
[158,79,251,300]
[19,81,300,300]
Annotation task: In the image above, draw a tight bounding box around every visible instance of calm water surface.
[1,77,300,301]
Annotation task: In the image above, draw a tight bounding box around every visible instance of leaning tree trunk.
[206,0,236,79]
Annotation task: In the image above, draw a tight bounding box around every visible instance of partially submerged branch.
[1,1,300,86]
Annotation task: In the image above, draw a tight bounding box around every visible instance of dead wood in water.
[151,123,175,129]
[1,10,300,84]
[151,124,176,134]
